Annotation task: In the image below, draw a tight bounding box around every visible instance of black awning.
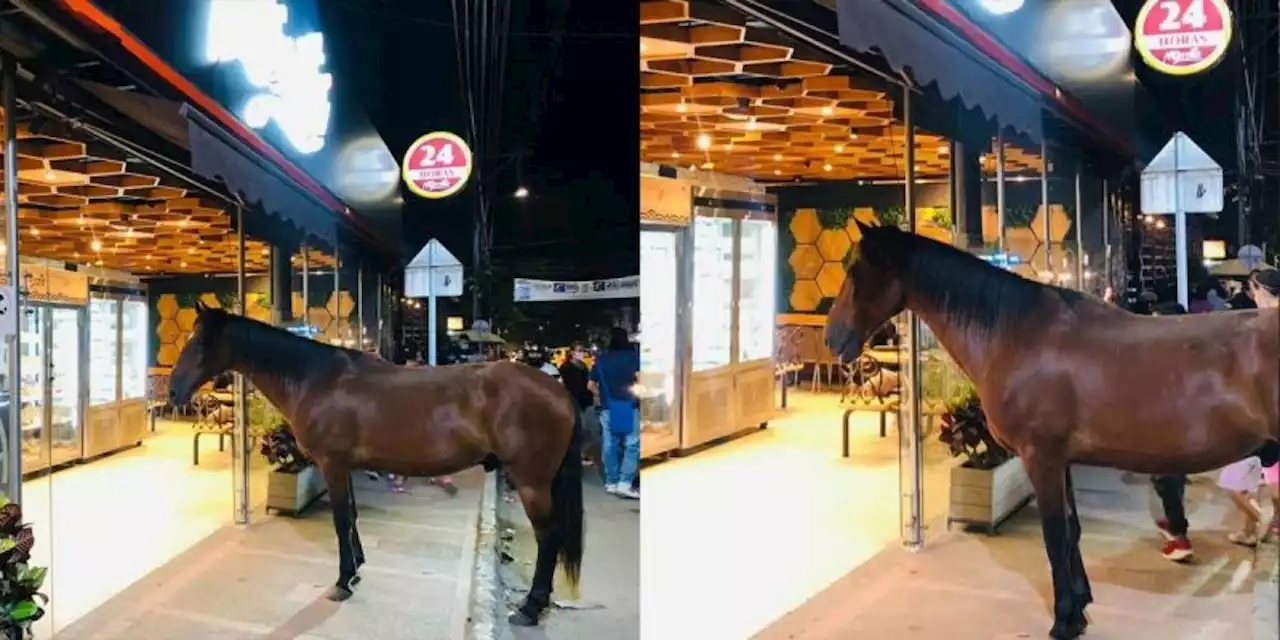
[836,0,1042,143]
[181,104,338,251]
[77,81,190,150]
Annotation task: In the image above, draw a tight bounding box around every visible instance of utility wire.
[327,0,630,38]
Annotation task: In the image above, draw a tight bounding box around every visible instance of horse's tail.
[551,406,585,589]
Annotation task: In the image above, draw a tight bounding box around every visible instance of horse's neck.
[903,294,999,383]
[223,323,333,425]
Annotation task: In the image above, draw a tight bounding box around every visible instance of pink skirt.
[1265,462,1279,487]
[1218,457,1263,493]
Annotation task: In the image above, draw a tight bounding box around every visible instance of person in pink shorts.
[1265,462,1280,541]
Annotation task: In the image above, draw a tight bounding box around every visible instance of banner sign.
[513,276,639,302]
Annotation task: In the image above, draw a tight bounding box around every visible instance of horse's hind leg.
[1025,453,1088,639]
[347,476,366,583]
[320,463,359,601]
[1063,469,1093,611]
[508,484,561,626]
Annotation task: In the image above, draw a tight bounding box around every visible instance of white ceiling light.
[977,0,1024,15]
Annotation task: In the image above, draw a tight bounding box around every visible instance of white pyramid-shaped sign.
[1140,132,1223,215]
[405,238,464,297]
[407,238,462,269]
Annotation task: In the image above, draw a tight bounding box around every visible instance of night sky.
[320,0,639,281]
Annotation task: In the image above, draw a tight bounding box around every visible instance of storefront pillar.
[356,264,364,350]
[333,247,341,343]
[301,243,311,327]
[1074,170,1084,288]
[950,140,983,250]
[376,273,384,357]
[901,87,924,550]
[1102,179,1111,294]
[1,54,20,503]
[270,245,293,325]
[233,204,249,525]
[1040,139,1052,272]
[995,132,1007,254]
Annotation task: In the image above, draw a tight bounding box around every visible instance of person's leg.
[1152,475,1193,561]
[600,409,620,490]
[615,416,641,499]
[1265,464,1280,539]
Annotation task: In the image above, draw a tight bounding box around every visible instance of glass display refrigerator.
[84,285,150,459]
[680,187,778,450]
[639,227,684,458]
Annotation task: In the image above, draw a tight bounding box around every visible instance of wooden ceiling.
[0,112,334,276]
[639,0,1042,182]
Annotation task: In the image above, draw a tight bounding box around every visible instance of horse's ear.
[854,217,871,234]
[195,301,207,315]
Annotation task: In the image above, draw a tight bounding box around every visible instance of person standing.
[1146,304,1194,561]
[1248,268,1280,540]
[560,343,603,470]
[591,327,640,499]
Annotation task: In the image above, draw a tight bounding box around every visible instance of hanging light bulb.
[514,186,529,199]
[696,133,712,151]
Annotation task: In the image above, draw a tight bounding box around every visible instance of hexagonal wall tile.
[175,308,198,332]
[1031,205,1072,243]
[156,294,179,319]
[816,228,852,262]
[789,209,821,244]
[291,293,305,318]
[199,293,222,309]
[157,344,180,367]
[307,308,333,331]
[157,319,181,344]
[790,280,823,312]
[326,290,354,318]
[816,262,846,297]
[788,245,824,279]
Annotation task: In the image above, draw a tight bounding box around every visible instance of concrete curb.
[1253,539,1279,640]
[463,471,502,640]
[449,472,489,640]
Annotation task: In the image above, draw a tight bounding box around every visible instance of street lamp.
[514,186,529,199]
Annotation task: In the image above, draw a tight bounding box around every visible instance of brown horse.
[168,303,583,626]
[826,221,1279,639]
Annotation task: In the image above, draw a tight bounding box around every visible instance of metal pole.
[301,243,310,329]
[995,132,1006,254]
[1173,142,1189,309]
[1102,179,1111,295]
[1041,139,1051,276]
[902,87,924,551]
[333,246,341,344]
[1074,169,1084,290]
[356,265,364,351]
[2,55,20,504]
[234,204,249,525]
[376,273,384,357]
[428,266,438,366]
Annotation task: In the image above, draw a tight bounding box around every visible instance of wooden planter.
[265,465,327,516]
[947,456,1033,534]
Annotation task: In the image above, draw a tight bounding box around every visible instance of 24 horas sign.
[1134,0,1233,76]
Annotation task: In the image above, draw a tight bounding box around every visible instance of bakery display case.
[84,290,150,459]
[639,229,683,458]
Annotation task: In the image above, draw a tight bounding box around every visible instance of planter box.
[947,456,1033,534]
[265,465,327,516]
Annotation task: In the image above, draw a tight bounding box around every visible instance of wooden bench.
[838,353,943,457]
[191,392,234,465]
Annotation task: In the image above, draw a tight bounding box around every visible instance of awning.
[77,81,189,150]
[181,104,338,251]
[835,0,1042,143]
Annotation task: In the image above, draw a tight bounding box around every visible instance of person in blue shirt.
[590,327,640,499]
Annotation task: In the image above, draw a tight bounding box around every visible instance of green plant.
[260,426,312,474]
[880,206,905,228]
[247,391,286,433]
[0,497,47,639]
[923,207,952,228]
[936,379,1012,470]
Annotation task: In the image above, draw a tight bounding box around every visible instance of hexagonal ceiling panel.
[639,0,1043,183]
[0,112,337,276]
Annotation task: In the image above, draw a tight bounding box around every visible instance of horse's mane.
[866,226,1087,332]
[213,309,364,380]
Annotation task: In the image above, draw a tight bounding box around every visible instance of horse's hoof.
[508,610,539,627]
[326,586,354,602]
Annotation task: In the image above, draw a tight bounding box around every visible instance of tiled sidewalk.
[55,469,485,640]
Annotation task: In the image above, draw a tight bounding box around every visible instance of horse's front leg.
[320,462,359,601]
[1024,450,1088,639]
[1063,469,1092,614]
[348,475,366,582]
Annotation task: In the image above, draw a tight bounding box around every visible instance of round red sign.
[401,132,473,199]
[1134,0,1233,76]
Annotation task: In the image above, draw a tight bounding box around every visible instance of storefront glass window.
[88,297,119,406]
[1078,167,1107,297]
[1045,140,1080,288]
[120,299,148,400]
[639,228,681,455]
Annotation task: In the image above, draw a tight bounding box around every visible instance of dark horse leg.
[1026,453,1089,639]
[509,411,586,627]
[348,476,366,585]
[1063,469,1092,615]
[321,463,360,601]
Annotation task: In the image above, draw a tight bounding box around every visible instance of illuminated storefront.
[0,0,401,634]
[640,0,1148,636]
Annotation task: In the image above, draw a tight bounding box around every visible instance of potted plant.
[938,381,1032,534]
[256,398,327,516]
[0,497,47,640]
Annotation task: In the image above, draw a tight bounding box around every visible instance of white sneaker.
[604,483,619,495]
[615,485,640,500]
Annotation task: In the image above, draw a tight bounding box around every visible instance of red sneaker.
[1155,519,1175,541]
[1161,536,1194,563]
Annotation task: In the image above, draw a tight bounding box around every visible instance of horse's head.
[169,302,235,405]
[825,219,908,362]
